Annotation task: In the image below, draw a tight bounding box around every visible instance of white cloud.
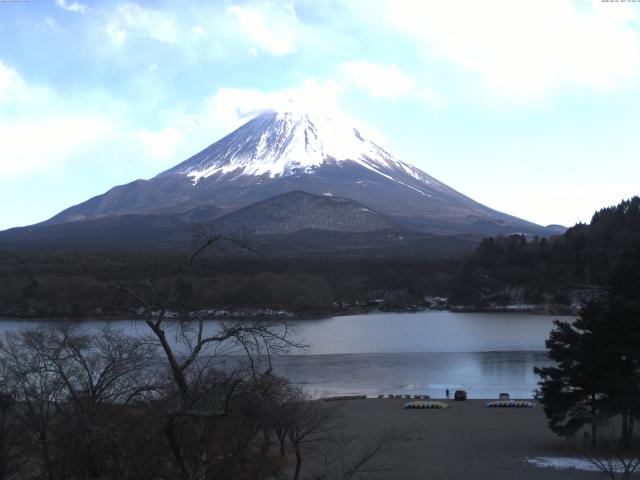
[227,3,297,56]
[105,22,127,45]
[0,117,108,175]
[0,61,28,103]
[126,78,389,170]
[340,61,414,99]
[338,61,444,106]
[39,17,63,34]
[0,61,51,106]
[191,25,207,41]
[105,3,178,44]
[204,79,346,130]
[0,61,112,176]
[5,71,344,183]
[385,0,640,98]
[136,127,183,161]
[55,0,88,14]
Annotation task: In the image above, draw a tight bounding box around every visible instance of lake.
[0,311,571,399]
[275,311,565,399]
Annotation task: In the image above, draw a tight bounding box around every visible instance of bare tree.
[310,429,404,480]
[286,397,341,480]
[117,230,304,479]
[31,323,159,478]
[118,231,301,403]
[269,383,300,458]
[25,323,159,407]
[0,330,68,480]
[0,392,25,480]
[264,380,405,480]
[0,323,161,480]
[588,425,640,480]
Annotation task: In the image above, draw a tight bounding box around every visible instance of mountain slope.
[0,214,192,250]
[44,111,547,236]
[0,192,480,257]
[0,192,398,251]
[212,191,397,235]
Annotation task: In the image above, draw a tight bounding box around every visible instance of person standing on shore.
[446,388,450,400]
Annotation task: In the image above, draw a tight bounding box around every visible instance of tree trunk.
[276,429,287,457]
[622,411,630,448]
[146,321,190,402]
[39,431,56,480]
[164,414,189,479]
[591,394,598,448]
[261,428,271,455]
[293,444,302,480]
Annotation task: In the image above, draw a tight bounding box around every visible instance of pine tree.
[535,248,640,446]
[534,304,611,446]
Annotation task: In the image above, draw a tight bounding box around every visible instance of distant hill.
[0,190,479,257]
[212,191,398,235]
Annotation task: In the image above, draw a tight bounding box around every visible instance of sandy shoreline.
[329,399,599,479]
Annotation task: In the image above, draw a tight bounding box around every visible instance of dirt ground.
[326,399,603,480]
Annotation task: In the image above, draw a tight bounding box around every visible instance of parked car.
[499,392,510,400]
[454,390,467,401]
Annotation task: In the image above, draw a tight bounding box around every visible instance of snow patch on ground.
[526,456,626,472]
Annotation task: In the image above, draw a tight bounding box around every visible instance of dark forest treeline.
[0,253,460,319]
[2,197,639,318]
[450,196,640,307]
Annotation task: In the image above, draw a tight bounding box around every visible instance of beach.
[329,399,600,480]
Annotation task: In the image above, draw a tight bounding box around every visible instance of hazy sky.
[1,0,639,230]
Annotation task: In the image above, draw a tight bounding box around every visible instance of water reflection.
[271,351,552,399]
[293,310,568,354]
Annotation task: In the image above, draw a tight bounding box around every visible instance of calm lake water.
[0,311,572,399]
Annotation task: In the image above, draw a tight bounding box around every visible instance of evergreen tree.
[534,304,611,446]
[535,249,640,446]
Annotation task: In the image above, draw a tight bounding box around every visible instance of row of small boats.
[403,399,536,409]
[404,401,448,409]
[378,394,431,399]
[485,400,535,408]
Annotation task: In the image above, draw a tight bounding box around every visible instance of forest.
[450,196,640,308]
[0,252,459,319]
[1,197,638,319]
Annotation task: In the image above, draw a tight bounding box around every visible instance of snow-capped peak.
[160,110,439,193]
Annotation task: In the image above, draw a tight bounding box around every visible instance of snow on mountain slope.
[159,111,440,196]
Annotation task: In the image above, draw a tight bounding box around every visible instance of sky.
[1,0,639,231]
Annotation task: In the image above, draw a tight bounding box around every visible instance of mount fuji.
[44,110,547,237]
[1,110,559,252]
